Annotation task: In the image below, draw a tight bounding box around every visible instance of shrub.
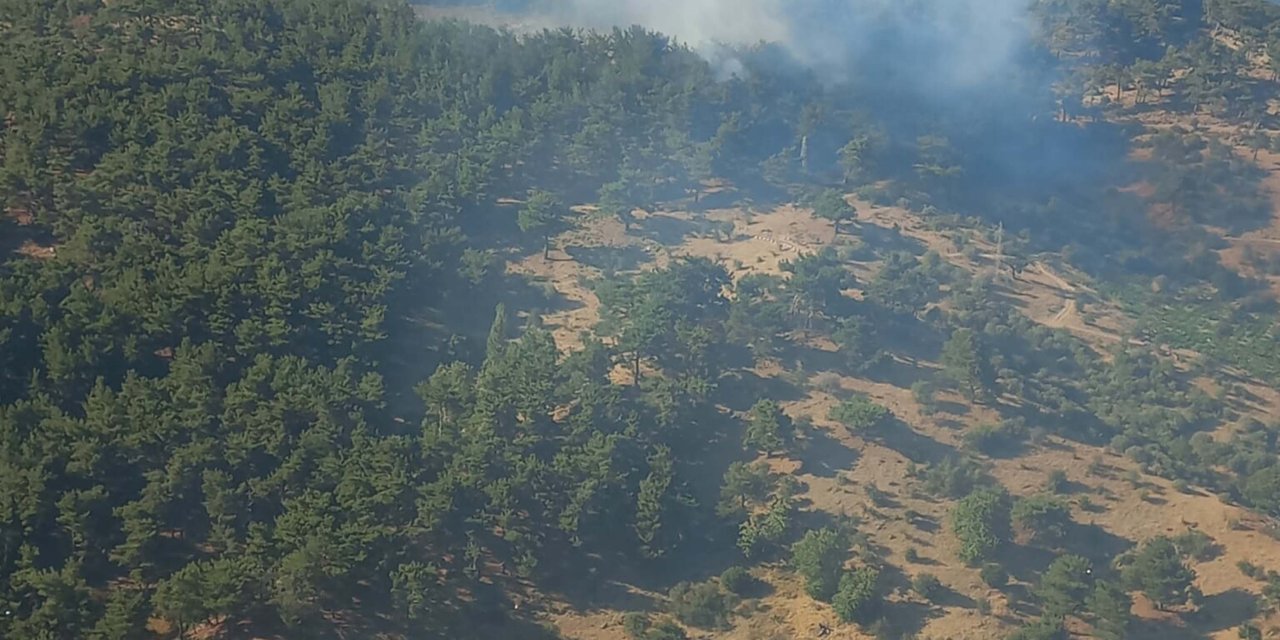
[832,567,881,623]
[1008,615,1065,640]
[1044,470,1069,494]
[1120,537,1196,610]
[976,596,992,615]
[963,420,1028,456]
[1088,455,1106,476]
[646,620,688,640]
[904,547,921,563]
[951,487,1011,565]
[622,612,650,638]
[719,566,752,595]
[1036,555,1094,617]
[1172,530,1219,562]
[1238,560,1264,579]
[865,484,891,507]
[791,528,850,601]
[829,395,890,432]
[813,371,844,393]
[981,563,1008,588]
[921,457,989,498]
[911,380,937,415]
[912,573,942,601]
[1012,494,1072,547]
[667,581,734,629]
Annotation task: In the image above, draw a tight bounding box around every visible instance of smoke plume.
[535,0,1035,86]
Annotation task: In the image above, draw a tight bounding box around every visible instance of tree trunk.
[633,352,641,385]
[543,237,550,260]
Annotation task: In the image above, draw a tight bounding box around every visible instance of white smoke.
[535,0,1034,86]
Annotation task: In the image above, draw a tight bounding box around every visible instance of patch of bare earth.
[523,199,1280,639]
[507,209,659,351]
[853,201,1130,352]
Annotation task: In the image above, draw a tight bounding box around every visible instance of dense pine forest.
[6,0,1280,638]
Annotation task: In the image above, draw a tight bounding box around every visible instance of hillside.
[5,1,1280,640]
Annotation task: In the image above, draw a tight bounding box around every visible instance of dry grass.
[514,196,1280,640]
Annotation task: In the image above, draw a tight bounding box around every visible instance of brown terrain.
[505,181,1280,639]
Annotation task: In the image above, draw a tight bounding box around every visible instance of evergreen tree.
[1121,537,1196,610]
[832,567,881,624]
[791,528,849,601]
[942,328,994,402]
[517,190,566,260]
[743,400,791,455]
[1036,555,1094,617]
[1086,581,1132,640]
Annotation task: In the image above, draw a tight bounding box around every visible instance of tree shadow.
[859,353,932,390]
[797,426,861,478]
[1060,522,1134,567]
[855,222,927,258]
[996,543,1058,587]
[931,584,976,609]
[713,369,805,412]
[565,244,652,274]
[905,512,939,534]
[876,419,960,465]
[877,600,942,639]
[637,212,702,246]
[933,400,971,416]
[1187,588,1258,634]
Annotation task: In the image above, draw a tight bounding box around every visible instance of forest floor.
[512,190,1280,640]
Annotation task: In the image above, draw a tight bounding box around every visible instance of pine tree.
[486,303,509,363]
[743,400,791,455]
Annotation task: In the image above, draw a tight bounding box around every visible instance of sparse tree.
[1086,580,1132,640]
[791,527,849,601]
[812,189,857,235]
[744,400,791,456]
[717,461,774,518]
[1037,555,1094,617]
[1012,494,1072,547]
[1121,537,1196,610]
[517,189,565,260]
[942,328,994,403]
[950,487,1010,565]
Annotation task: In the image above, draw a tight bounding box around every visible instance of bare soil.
[510,198,1280,640]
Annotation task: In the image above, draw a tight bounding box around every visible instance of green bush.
[832,567,881,624]
[1172,530,1219,562]
[964,420,1029,456]
[622,612,650,638]
[791,528,849,601]
[1120,537,1196,610]
[921,457,989,498]
[719,566,752,595]
[976,596,992,615]
[1007,615,1065,640]
[667,581,735,629]
[829,395,891,432]
[1044,470,1069,493]
[951,487,1011,565]
[911,380,937,415]
[646,620,688,640]
[912,573,942,601]
[1238,560,1264,579]
[981,563,1008,588]
[1012,494,1072,547]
